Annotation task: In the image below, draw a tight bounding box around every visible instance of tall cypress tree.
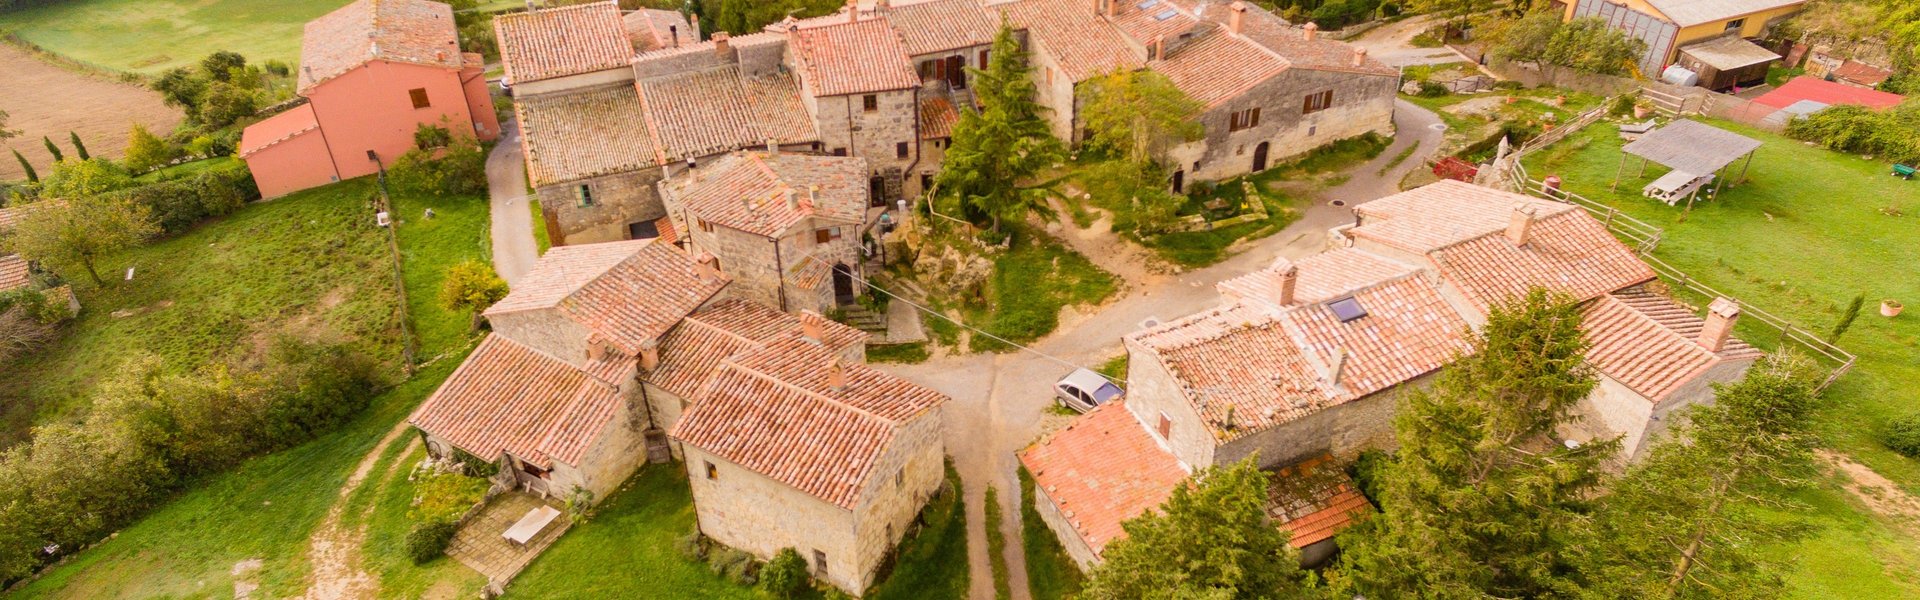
[13,149,37,183]
[1333,288,1616,598]
[41,136,63,164]
[932,23,1064,232]
[68,132,90,161]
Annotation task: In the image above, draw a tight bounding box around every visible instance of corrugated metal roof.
[1643,0,1805,27]
[1678,36,1779,71]
[1622,119,1761,176]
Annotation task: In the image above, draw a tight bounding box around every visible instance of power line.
[857,278,1123,385]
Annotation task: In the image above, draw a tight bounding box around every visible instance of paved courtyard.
[446,492,571,589]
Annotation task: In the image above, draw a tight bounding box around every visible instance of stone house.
[1026,180,1764,570]
[658,151,874,314]
[408,239,729,500]
[1000,0,1398,186]
[671,329,948,596]
[643,300,868,446]
[238,0,500,199]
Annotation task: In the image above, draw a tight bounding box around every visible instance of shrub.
[100,161,259,235]
[1786,101,1920,166]
[405,519,459,564]
[760,548,811,598]
[123,123,179,174]
[387,136,487,197]
[40,158,134,199]
[708,546,760,586]
[198,82,260,128]
[1888,412,1920,458]
[675,529,709,561]
[1417,81,1449,98]
[414,123,453,150]
[438,260,508,323]
[410,470,489,523]
[1610,94,1638,118]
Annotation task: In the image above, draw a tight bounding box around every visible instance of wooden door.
[1253,142,1271,172]
[946,56,966,89]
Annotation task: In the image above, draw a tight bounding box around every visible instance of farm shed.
[1675,36,1779,92]
[1615,119,1762,204]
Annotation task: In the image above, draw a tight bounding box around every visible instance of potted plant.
[1884,299,1905,317]
[1633,99,1654,119]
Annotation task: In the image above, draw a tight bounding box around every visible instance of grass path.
[298,421,414,599]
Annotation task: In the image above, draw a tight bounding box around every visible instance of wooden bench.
[502,505,562,547]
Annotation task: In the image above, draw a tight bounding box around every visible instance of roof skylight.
[1328,297,1367,323]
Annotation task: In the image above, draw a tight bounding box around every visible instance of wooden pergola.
[1612,119,1762,208]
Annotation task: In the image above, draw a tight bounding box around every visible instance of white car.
[1054,368,1124,413]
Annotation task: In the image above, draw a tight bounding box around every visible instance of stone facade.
[1121,339,1213,470]
[1167,69,1399,183]
[673,217,865,314]
[1571,357,1755,460]
[1214,376,1426,469]
[536,167,668,247]
[804,88,921,204]
[486,309,597,365]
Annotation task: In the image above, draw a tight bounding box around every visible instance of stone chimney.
[1229,1,1247,35]
[1352,47,1369,67]
[766,138,779,154]
[1506,203,1537,246]
[1302,22,1318,41]
[1153,35,1166,60]
[807,184,820,211]
[847,0,860,22]
[713,32,730,56]
[669,25,680,48]
[1274,264,1299,306]
[828,357,848,392]
[587,340,607,362]
[785,189,800,211]
[690,14,702,41]
[1325,347,1346,387]
[800,310,827,344]
[639,339,661,371]
[1698,297,1741,352]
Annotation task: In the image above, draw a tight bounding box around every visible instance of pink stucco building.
[239,0,500,198]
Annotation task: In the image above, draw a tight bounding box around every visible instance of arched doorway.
[1252,142,1271,172]
[832,264,857,306]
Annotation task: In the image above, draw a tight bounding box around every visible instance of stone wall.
[552,390,649,500]
[684,446,866,594]
[810,89,920,203]
[1030,477,1101,571]
[849,408,947,590]
[487,310,595,368]
[1121,341,1213,470]
[675,213,866,314]
[1168,69,1398,183]
[1214,377,1424,469]
[1027,39,1081,142]
[537,167,667,247]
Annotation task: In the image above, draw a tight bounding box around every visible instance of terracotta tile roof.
[650,299,866,398]
[0,201,42,233]
[1132,248,1469,440]
[1153,30,1289,108]
[788,254,834,290]
[1834,60,1894,87]
[486,239,728,354]
[408,335,625,468]
[671,336,946,508]
[1429,211,1658,310]
[1106,0,1201,47]
[238,104,322,158]
[0,254,29,292]
[660,151,869,237]
[496,1,632,84]
[1266,454,1371,548]
[1222,6,1395,76]
[623,8,697,52]
[1583,287,1761,403]
[298,0,464,93]
[789,17,921,96]
[885,0,999,55]
[514,83,659,186]
[653,216,678,245]
[1000,0,1143,83]
[1021,400,1190,556]
[1351,179,1578,254]
[636,65,819,162]
[919,95,961,139]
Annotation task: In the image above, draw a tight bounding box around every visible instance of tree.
[388,136,488,197]
[932,24,1065,232]
[1080,159,1185,235]
[1490,10,1562,63]
[1082,457,1313,599]
[68,131,90,161]
[1573,356,1822,599]
[11,149,36,183]
[42,136,64,163]
[439,260,509,329]
[1333,288,1616,599]
[1409,0,1496,34]
[201,50,247,82]
[1830,293,1865,342]
[1079,69,1203,165]
[151,67,209,114]
[1541,17,1646,76]
[197,82,260,128]
[414,123,453,150]
[759,547,810,598]
[123,123,178,173]
[41,158,135,199]
[10,195,159,286]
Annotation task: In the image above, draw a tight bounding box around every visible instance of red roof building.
[1753,76,1906,111]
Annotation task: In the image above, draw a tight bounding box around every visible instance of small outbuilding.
[1615,119,1762,205]
[1675,36,1779,92]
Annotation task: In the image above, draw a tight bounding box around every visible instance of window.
[1228,107,1262,131]
[1303,90,1333,114]
[1156,412,1172,439]
[863,94,879,112]
[628,220,659,240]
[1328,296,1368,322]
[408,88,430,109]
[815,227,842,244]
[979,49,989,68]
[813,550,829,577]
[698,218,714,233]
[704,461,718,480]
[832,147,848,157]
[574,184,595,207]
[896,141,910,158]
[1724,18,1745,31]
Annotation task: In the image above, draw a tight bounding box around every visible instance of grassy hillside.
[0,0,353,74]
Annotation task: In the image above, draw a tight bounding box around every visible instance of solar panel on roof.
[1328,297,1367,322]
[1154,8,1179,20]
[1137,0,1158,8]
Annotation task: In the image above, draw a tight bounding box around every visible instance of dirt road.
[487,121,538,285]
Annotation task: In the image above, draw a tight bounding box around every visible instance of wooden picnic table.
[502,505,561,546]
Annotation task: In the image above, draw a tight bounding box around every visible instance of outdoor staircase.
[839,306,887,334]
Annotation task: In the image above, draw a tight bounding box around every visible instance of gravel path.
[487,121,538,286]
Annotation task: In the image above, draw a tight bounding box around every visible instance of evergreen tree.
[11,149,35,183]
[1572,356,1821,599]
[68,131,90,161]
[1830,293,1864,342]
[1082,457,1314,599]
[932,23,1064,232]
[1333,288,1615,598]
[42,136,63,163]
[1079,69,1203,165]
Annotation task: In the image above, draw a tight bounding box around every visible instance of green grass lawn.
[964,229,1118,352]
[0,0,353,74]
[1522,119,1920,598]
[986,486,1011,600]
[0,179,399,444]
[1018,467,1085,600]
[10,176,492,598]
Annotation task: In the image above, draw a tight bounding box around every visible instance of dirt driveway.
[0,45,183,180]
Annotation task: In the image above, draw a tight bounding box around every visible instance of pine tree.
[932,23,1064,232]
[1332,288,1616,598]
[42,136,64,164]
[1572,356,1821,599]
[68,132,90,161]
[1082,457,1314,599]
[12,149,37,183]
[1830,293,1864,342]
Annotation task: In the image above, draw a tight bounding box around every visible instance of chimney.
[1274,264,1299,306]
[1506,203,1537,246]
[1229,1,1247,35]
[766,138,779,154]
[713,32,730,57]
[690,14,702,41]
[785,189,800,211]
[669,25,680,48]
[1698,297,1741,352]
[1352,46,1369,67]
[828,358,848,392]
[1153,35,1166,60]
[1302,22,1318,41]
[587,341,607,362]
[847,0,860,22]
[800,310,827,344]
[1325,348,1347,387]
[808,184,820,210]
[435,49,446,62]
[1107,0,1118,17]
[639,339,661,371]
